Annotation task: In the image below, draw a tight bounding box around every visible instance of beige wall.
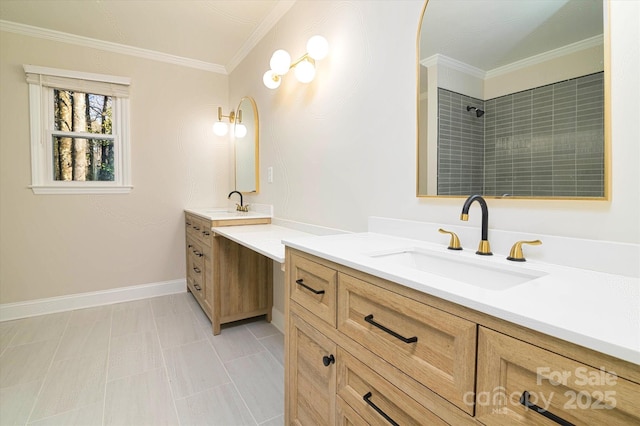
[0,32,230,304]
[230,0,639,243]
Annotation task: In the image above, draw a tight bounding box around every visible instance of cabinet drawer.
[337,348,448,425]
[336,396,368,426]
[337,273,477,414]
[477,327,640,425]
[187,275,205,304]
[185,214,212,247]
[290,253,337,327]
[186,238,206,264]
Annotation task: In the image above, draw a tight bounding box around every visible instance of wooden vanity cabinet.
[285,249,478,426]
[285,247,640,426]
[184,212,271,335]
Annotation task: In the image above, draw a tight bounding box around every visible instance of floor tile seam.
[24,313,72,425]
[105,365,166,385]
[258,413,284,425]
[204,329,261,426]
[220,344,269,366]
[100,307,115,426]
[158,335,208,352]
[24,400,99,426]
[246,324,280,340]
[169,376,235,403]
[151,304,184,426]
[170,379,236,404]
[256,337,284,368]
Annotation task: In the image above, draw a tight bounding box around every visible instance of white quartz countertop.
[282,232,640,365]
[212,224,314,263]
[185,208,271,221]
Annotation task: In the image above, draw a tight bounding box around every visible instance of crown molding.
[0,19,227,74]
[421,54,485,79]
[226,0,297,73]
[486,35,603,79]
[421,35,603,81]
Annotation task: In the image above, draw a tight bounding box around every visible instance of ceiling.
[0,0,295,73]
[421,0,603,72]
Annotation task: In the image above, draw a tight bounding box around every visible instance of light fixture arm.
[290,54,314,69]
[217,106,236,123]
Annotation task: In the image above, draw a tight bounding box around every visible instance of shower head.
[466,105,485,118]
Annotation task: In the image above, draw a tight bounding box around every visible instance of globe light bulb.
[235,123,247,138]
[269,49,291,75]
[294,58,316,83]
[307,35,329,60]
[213,121,228,136]
[263,70,281,89]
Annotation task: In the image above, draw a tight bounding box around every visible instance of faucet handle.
[438,228,462,250]
[507,240,542,262]
[235,203,249,213]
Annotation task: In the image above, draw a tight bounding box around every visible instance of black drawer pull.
[520,391,574,426]
[322,354,335,367]
[295,279,325,295]
[194,284,201,291]
[363,392,399,426]
[193,266,201,274]
[202,231,210,236]
[193,225,200,231]
[193,250,203,257]
[364,314,417,344]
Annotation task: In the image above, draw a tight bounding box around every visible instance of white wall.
[0,32,230,304]
[231,0,639,245]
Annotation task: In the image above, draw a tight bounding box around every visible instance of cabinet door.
[288,313,337,426]
[477,327,640,425]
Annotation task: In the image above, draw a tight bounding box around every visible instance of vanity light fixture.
[263,35,329,89]
[213,107,246,138]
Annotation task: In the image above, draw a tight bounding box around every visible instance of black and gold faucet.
[460,194,492,255]
[228,190,249,212]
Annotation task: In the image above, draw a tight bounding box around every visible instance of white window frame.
[24,65,132,194]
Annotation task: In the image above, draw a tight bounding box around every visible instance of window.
[24,65,132,194]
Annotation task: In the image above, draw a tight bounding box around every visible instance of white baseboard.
[271,307,285,334]
[0,279,186,322]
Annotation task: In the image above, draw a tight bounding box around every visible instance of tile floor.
[0,292,285,425]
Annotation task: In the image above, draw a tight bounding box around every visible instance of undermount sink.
[367,247,546,291]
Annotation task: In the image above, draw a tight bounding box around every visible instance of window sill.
[30,185,133,195]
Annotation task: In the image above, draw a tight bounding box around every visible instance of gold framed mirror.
[234,96,259,193]
[417,0,609,199]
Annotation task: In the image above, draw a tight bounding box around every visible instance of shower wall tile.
[436,72,604,197]
[437,89,484,195]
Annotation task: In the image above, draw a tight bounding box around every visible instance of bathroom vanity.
[184,209,272,334]
[283,230,640,425]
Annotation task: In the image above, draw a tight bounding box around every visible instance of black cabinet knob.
[322,354,335,367]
